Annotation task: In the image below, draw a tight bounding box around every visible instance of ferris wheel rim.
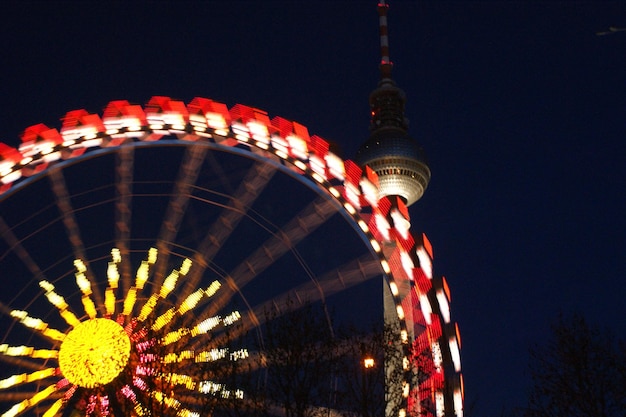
[0,140,374,338]
[0,98,411,337]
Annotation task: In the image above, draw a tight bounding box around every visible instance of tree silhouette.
[257,301,337,417]
[239,300,436,417]
[519,313,626,417]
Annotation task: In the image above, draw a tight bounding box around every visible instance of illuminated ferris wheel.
[0,96,463,417]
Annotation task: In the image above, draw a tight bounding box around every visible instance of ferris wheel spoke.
[152,145,209,290]
[0,391,57,403]
[182,160,277,301]
[204,147,236,197]
[229,196,339,289]
[0,368,57,391]
[47,168,104,310]
[252,255,381,330]
[204,253,383,352]
[186,281,258,353]
[0,217,45,284]
[0,383,57,417]
[114,145,134,294]
[187,195,341,352]
[273,254,383,309]
[202,196,339,321]
[0,355,48,373]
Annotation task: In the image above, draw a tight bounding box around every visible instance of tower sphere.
[356,77,431,207]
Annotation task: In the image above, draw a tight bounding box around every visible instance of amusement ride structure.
[0,2,463,417]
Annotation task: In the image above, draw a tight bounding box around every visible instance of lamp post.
[360,343,376,417]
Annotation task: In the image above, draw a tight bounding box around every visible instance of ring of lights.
[0,96,462,417]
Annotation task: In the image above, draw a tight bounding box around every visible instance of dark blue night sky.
[1,1,626,416]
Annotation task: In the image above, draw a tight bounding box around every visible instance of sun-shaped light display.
[58,318,131,388]
[0,248,246,417]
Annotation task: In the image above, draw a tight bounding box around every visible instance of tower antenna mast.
[378,0,393,79]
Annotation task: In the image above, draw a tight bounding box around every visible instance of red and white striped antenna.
[378,1,393,79]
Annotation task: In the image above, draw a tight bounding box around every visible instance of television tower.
[355,1,431,206]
